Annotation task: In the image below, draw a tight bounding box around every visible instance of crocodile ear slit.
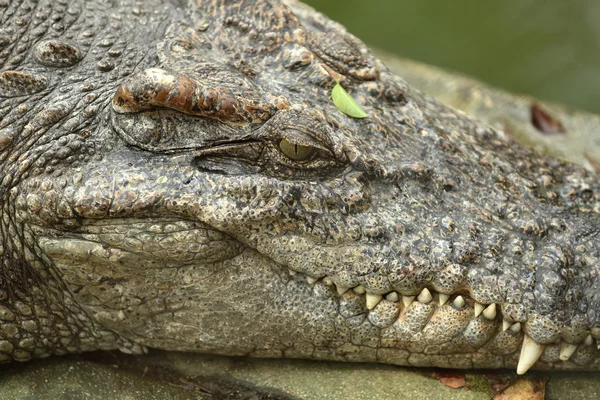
[112,68,276,123]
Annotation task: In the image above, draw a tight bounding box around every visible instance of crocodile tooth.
[584,334,593,346]
[385,292,399,302]
[559,342,578,361]
[502,319,512,332]
[353,285,366,294]
[474,303,485,317]
[417,288,432,304]
[438,293,449,306]
[307,277,318,285]
[323,277,333,286]
[509,322,522,333]
[289,269,297,276]
[482,303,496,320]
[402,295,415,308]
[453,295,465,308]
[336,284,351,295]
[517,334,546,375]
[366,293,382,310]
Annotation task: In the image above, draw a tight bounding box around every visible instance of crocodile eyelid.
[112,68,276,124]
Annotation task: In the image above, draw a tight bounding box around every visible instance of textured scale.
[0,0,599,374]
[33,40,82,68]
[0,70,47,96]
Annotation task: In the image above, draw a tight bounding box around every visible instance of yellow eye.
[279,139,316,161]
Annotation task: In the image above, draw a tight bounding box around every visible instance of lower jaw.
[282,344,600,372]
[133,328,600,373]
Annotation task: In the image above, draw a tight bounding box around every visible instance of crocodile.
[0,0,599,376]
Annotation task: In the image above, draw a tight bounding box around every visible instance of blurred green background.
[303,0,600,114]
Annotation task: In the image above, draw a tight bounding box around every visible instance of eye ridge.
[279,138,317,161]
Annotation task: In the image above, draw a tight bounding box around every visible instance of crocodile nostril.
[286,48,314,70]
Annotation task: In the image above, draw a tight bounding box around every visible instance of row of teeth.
[297,272,599,374]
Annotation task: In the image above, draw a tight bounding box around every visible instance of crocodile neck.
[0,0,178,362]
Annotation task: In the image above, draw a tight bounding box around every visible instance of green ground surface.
[2,351,600,400]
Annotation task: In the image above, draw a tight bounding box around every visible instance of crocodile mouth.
[288,269,599,374]
[36,218,599,374]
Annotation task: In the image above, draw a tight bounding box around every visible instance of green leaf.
[331,82,368,119]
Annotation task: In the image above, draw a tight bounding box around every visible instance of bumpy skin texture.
[0,0,599,372]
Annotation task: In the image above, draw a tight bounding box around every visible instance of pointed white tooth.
[385,292,399,302]
[307,277,318,285]
[597,340,600,351]
[584,334,593,346]
[323,277,333,286]
[288,269,297,276]
[453,295,465,308]
[438,293,449,306]
[559,342,578,361]
[353,285,366,294]
[417,288,432,304]
[509,322,522,333]
[474,303,485,317]
[516,334,546,375]
[336,284,351,296]
[402,295,415,308]
[366,293,382,310]
[482,303,497,320]
[502,319,512,332]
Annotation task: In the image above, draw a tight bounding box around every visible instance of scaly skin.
[0,0,599,373]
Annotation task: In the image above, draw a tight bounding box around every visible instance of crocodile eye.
[279,139,316,161]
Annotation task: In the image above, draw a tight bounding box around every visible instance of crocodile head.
[2,0,599,373]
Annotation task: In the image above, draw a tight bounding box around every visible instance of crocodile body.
[0,0,599,374]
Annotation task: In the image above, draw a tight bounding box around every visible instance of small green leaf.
[331,82,368,119]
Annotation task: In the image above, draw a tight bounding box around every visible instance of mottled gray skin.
[0,0,599,372]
